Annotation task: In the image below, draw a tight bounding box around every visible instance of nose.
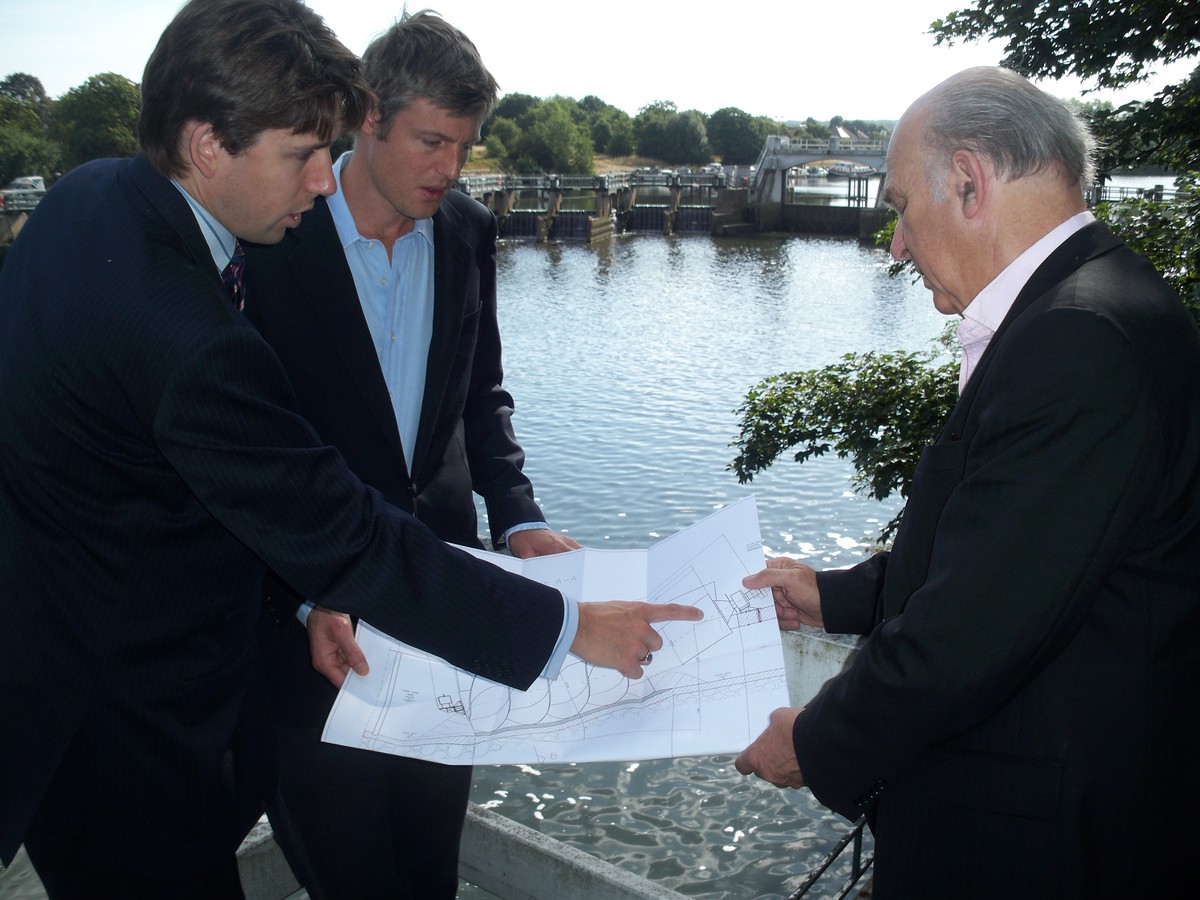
[890,218,910,262]
[436,144,467,182]
[307,148,336,197]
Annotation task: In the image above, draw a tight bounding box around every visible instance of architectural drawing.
[323,496,791,765]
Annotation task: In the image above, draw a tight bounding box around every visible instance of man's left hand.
[508,528,581,559]
[735,707,806,788]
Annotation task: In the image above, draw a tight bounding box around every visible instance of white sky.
[2,0,1192,123]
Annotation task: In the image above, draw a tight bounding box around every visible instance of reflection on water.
[470,232,948,897]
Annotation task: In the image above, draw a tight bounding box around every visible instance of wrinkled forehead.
[881,108,925,206]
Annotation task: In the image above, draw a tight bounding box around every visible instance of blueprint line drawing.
[323,496,791,765]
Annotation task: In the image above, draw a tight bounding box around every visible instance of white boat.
[826,162,876,178]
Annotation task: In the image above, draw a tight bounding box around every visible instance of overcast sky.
[2,0,1191,123]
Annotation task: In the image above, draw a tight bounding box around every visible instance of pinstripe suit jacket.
[0,155,563,871]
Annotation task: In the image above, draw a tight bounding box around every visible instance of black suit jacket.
[0,156,563,870]
[243,190,543,550]
[242,190,548,726]
[796,223,1200,897]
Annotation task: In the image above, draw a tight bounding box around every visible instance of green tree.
[1096,180,1200,315]
[731,347,959,542]
[633,101,677,161]
[930,0,1199,173]
[519,98,593,173]
[489,92,539,133]
[0,92,60,184]
[708,107,770,164]
[483,117,520,167]
[51,73,140,171]
[663,109,710,165]
[0,120,60,185]
[602,113,635,157]
[731,0,1200,543]
[1,73,50,124]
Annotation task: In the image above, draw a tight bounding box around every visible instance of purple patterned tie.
[221,241,246,311]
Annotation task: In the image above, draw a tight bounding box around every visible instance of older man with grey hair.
[735,66,1200,897]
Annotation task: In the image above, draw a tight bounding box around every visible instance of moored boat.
[826,161,876,177]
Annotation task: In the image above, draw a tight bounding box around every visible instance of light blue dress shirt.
[314,154,578,678]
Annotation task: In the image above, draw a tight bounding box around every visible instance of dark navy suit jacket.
[0,156,563,872]
[796,223,1200,897]
[242,190,549,727]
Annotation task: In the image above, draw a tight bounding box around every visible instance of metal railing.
[789,816,874,900]
[456,171,728,196]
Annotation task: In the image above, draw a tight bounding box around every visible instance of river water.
[466,173,1178,897]
[467,229,948,898]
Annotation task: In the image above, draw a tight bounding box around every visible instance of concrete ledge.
[459,804,687,900]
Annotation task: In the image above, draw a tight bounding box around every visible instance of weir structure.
[454,134,894,244]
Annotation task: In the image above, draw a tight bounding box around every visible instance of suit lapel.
[946,221,1123,438]
[286,201,408,466]
[411,203,470,475]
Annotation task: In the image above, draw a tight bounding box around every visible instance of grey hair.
[920,67,1097,200]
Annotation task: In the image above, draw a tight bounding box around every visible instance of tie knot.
[221,241,246,310]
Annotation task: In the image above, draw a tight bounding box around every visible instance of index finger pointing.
[644,603,704,623]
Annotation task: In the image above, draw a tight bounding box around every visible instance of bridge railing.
[1093,184,1182,203]
[456,170,728,197]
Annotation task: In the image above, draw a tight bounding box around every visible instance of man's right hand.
[570,601,704,678]
[306,605,369,688]
[742,558,823,631]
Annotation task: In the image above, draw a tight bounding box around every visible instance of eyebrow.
[880,178,901,209]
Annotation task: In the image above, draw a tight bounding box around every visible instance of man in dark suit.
[0,2,696,896]
[735,67,1200,897]
[242,12,579,898]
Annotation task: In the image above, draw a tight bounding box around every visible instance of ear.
[361,106,383,137]
[186,122,227,179]
[950,149,988,219]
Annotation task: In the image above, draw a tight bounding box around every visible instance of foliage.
[930,0,1199,175]
[0,119,61,185]
[729,2,1200,545]
[482,95,633,173]
[1,73,48,107]
[489,93,539,127]
[930,0,1198,89]
[0,86,60,185]
[1095,172,1200,318]
[515,98,594,174]
[707,107,771,164]
[632,101,677,161]
[0,73,50,126]
[50,73,140,171]
[664,110,711,165]
[731,349,959,542]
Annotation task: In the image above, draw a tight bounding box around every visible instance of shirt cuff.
[297,600,314,627]
[499,521,550,548]
[538,593,579,680]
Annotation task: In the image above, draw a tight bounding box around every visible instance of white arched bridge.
[750,134,890,208]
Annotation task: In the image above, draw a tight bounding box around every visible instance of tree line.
[479,93,889,174]
[0,69,894,186]
[0,72,140,186]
